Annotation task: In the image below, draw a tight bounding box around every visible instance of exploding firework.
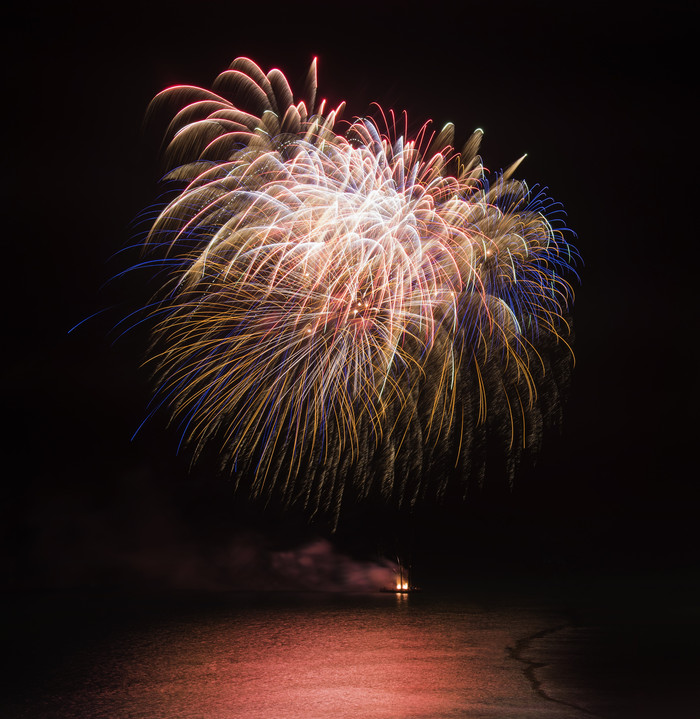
[137,57,578,520]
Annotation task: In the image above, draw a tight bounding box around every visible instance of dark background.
[4,1,697,592]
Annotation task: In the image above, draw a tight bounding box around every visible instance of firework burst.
[138,57,578,520]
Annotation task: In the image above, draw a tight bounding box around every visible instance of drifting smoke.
[135,57,578,523]
[141,533,397,592]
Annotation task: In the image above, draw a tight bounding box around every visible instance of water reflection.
[7,592,600,719]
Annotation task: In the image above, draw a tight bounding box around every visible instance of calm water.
[3,580,698,718]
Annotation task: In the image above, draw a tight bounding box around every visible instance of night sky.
[4,2,697,592]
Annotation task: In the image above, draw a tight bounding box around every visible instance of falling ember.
[135,56,579,522]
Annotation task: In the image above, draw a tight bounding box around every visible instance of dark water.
[3,576,698,718]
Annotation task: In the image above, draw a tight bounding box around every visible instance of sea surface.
[2,574,697,718]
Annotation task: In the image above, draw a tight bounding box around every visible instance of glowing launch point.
[381,562,420,593]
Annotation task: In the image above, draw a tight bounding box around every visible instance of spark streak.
[137,57,579,521]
